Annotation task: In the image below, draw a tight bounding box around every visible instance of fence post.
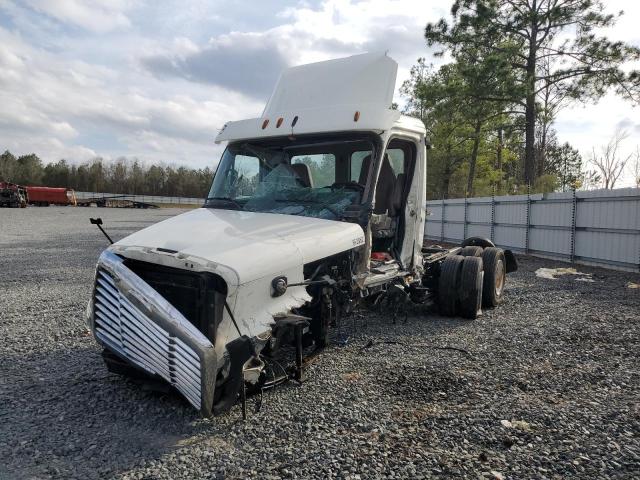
[463,193,468,240]
[525,184,531,254]
[570,187,577,263]
[490,187,496,243]
[440,196,445,242]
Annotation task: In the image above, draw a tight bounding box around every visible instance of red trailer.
[26,186,77,206]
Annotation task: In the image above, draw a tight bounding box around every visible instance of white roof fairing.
[263,52,397,115]
[214,52,423,144]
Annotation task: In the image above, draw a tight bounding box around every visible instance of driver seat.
[358,154,397,215]
[291,163,314,188]
[358,154,400,242]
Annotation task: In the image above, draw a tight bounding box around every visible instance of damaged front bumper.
[86,250,218,416]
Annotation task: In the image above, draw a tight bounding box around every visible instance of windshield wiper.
[205,197,243,209]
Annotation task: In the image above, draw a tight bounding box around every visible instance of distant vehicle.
[86,53,517,417]
[26,186,77,206]
[0,181,27,208]
[76,195,158,209]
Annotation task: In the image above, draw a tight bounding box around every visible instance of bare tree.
[589,130,632,189]
[578,169,602,191]
[629,146,640,188]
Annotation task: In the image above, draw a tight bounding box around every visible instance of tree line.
[0,151,213,198]
[403,0,640,199]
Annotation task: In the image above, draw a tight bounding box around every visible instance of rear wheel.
[458,257,483,319]
[482,247,506,308]
[460,246,483,257]
[438,255,464,317]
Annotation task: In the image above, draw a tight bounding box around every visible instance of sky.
[0,0,638,186]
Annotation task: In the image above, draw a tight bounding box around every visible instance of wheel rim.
[495,259,505,295]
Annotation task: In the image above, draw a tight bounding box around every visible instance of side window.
[385,148,405,175]
[291,154,336,188]
[233,155,260,197]
[350,150,372,183]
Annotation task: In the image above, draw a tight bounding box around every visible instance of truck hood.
[111,208,364,286]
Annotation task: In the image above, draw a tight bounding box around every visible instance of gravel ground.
[1,207,639,480]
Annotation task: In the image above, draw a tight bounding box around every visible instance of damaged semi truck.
[86,53,517,416]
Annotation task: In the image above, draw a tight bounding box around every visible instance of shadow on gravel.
[382,366,472,401]
[0,345,207,480]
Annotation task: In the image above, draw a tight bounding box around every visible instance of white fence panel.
[425,188,640,272]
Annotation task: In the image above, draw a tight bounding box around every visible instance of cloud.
[0,26,261,167]
[140,0,442,99]
[2,134,98,164]
[142,32,291,99]
[23,0,133,33]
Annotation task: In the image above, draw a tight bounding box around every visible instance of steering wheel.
[330,181,365,193]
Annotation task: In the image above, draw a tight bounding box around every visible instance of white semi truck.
[86,53,517,416]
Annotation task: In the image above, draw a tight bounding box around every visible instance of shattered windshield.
[205,138,373,221]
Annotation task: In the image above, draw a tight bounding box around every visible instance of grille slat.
[94,269,202,409]
[171,343,201,375]
[94,313,122,340]
[95,280,120,308]
[99,319,167,376]
[166,358,201,385]
[119,325,173,378]
[95,297,120,318]
[173,337,201,364]
[98,273,119,296]
[170,355,201,382]
[118,307,170,354]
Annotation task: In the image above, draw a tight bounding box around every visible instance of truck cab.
[86,53,514,417]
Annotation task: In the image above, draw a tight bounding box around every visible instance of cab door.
[374,134,425,271]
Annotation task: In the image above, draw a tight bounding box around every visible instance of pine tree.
[425,0,640,186]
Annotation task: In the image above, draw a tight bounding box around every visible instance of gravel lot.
[1,207,639,480]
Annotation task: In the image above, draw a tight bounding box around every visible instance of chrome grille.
[94,269,202,409]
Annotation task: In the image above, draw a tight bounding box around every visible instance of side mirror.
[90,217,103,225]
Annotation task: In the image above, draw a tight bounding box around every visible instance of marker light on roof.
[261,119,269,129]
[291,116,298,127]
[354,111,360,122]
[276,117,284,128]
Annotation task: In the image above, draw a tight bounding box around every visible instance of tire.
[460,246,483,257]
[482,247,506,308]
[459,256,483,319]
[438,255,464,317]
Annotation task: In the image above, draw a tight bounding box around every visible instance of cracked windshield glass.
[206,140,372,220]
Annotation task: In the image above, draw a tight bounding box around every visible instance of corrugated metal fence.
[75,191,203,206]
[425,188,640,272]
